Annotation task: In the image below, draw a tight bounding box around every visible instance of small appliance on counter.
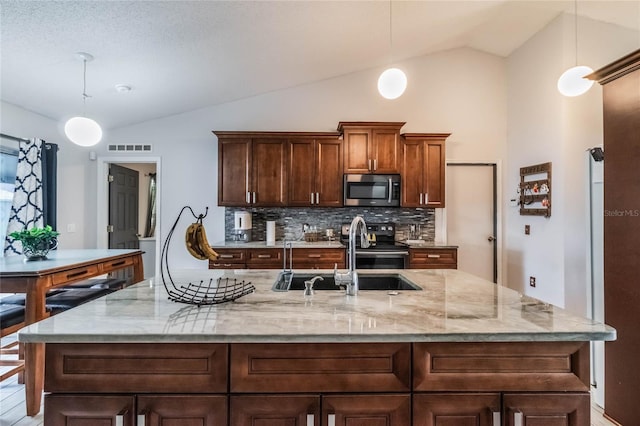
[233,211,252,243]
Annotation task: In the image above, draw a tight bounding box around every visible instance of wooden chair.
[0,304,26,382]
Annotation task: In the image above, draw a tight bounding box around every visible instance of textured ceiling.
[1,1,638,130]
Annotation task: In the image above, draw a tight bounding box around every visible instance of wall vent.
[107,144,152,153]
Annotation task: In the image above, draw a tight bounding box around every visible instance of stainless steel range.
[340,222,409,269]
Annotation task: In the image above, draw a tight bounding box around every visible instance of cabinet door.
[343,128,372,173]
[413,393,500,426]
[424,139,445,207]
[371,128,400,173]
[218,138,251,206]
[316,139,343,206]
[231,395,320,426]
[503,393,590,426]
[138,395,227,426]
[246,248,283,269]
[291,248,346,269]
[252,138,288,206]
[45,394,135,426]
[408,248,457,269]
[289,138,316,206]
[323,394,411,426]
[401,138,425,207]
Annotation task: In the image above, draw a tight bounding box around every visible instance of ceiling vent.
[107,144,152,153]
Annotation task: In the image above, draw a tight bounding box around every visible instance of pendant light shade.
[64,52,102,147]
[557,65,595,97]
[377,0,406,99]
[64,116,103,147]
[378,68,407,99]
[557,0,593,97]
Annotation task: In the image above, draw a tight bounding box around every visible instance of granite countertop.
[211,241,345,249]
[18,269,615,344]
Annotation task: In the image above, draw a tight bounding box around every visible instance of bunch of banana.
[185,222,219,260]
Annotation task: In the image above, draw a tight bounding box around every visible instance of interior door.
[108,163,139,249]
[446,163,496,282]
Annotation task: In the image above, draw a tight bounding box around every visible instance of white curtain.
[4,138,44,256]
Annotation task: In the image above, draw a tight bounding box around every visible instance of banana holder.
[160,205,255,306]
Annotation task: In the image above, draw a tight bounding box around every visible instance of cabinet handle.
[327,414,335,426]
[374,158,377,170]
[424,192,428,204]
[252,192,256,203]
[316,192,319,204]
[310,193,314,204]
[419,193,423,205]
[308,254,321,258]
[427,254,441,259]
[368,159,372,171]
[492,411,500,426]
[514,412,523,426]
[257,254,271,259]
[307,414,314,426]
[246,191,251,204]
[137,413,146,426]
[219,254,234,259]
[115,409,128,426]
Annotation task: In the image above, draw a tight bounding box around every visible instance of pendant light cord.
[574,0,578,66]
[388,0,393,65]
[82,58,90,116]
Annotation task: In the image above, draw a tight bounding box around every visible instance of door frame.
[97,156,162,279]
[440,160,503,285]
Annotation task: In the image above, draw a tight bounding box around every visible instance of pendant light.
[64,52,103,146]
[378,0,406,99]
[557,0,594,97]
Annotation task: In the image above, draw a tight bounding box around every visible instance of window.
[0,141,19,255]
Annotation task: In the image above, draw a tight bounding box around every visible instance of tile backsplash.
[225,207,435,242]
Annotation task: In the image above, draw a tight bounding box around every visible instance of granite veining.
[18,269,615,344]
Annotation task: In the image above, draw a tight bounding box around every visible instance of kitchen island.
[19,269,614,425]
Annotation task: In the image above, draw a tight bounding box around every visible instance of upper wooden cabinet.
[216,132,288,207]
[288,134,343,207]
[338,122,405,174]
[401,134,449,208]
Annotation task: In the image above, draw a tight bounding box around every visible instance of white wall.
[505,14,638,314]
[104,47,508,269]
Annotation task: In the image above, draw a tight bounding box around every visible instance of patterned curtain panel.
[4,138,45,256]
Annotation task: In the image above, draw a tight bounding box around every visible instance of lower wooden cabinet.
[45,394,227,426]
[43,342,592,425]
[408,248,457,269]
[291,247,346,269]
[210,247,346,270]
[414,393,500,426]
[414,392,589,426]
[503,393,590,426]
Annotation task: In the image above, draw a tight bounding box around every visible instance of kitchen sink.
[272,272,421,291]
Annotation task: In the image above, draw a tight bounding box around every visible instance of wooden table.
[0,249,144,416]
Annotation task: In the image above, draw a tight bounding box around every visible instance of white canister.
[234,211,252,230]
[266,221,276,245]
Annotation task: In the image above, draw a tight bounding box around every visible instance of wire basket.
[161,206,255,306]
[164,276,255,306]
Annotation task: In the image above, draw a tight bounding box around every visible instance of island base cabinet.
[45,394,227,426]
[231,394,410,426]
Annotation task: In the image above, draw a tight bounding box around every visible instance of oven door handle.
[388,178,393,203]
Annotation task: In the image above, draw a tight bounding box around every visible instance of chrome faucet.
[334,215,369,295]
[304,276,324,296]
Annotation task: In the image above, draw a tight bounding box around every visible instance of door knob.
[487,236,496,242]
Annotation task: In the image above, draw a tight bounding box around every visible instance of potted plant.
[9,225,59,261]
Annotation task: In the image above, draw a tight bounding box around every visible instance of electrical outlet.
[529,276,536,287]
[525,225,530,235]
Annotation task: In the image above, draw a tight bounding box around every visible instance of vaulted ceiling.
[1,1,638,130]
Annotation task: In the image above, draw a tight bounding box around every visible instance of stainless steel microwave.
[343,174,401,207]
